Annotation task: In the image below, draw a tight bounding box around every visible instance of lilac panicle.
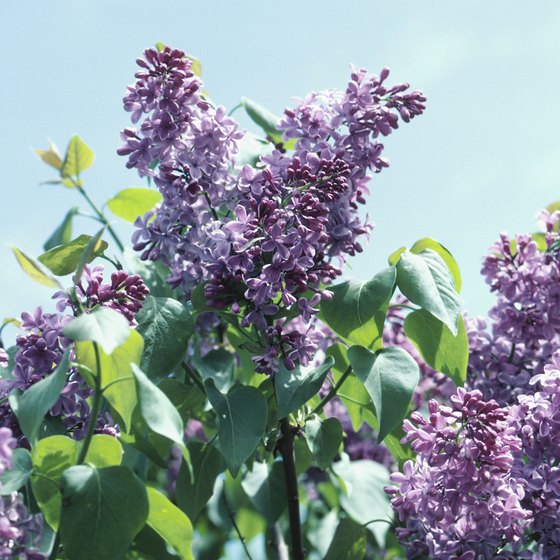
[386,388,528,559]
[467,209,560,406]
[1,264,147,441]
[120,46,425,374]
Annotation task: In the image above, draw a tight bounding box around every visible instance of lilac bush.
[9,41,552,560]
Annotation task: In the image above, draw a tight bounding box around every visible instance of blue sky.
[1,1,560,334]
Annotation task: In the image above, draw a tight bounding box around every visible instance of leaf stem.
[278,418,304,560]
[75,184,125,252]
[310,365,352,416]
[76,342,103,465]
[181,362,206,392]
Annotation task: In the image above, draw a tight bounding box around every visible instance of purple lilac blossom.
[0,264,146,440]
[386,388,529,559]
[467,209,560,406]
[0,492,46,559]
[56,264,149,325]
[0,351,7,369]
[509,351,560,556]
[120,46,425,374]
[0,429,15,476]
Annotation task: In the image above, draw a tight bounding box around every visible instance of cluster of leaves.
[1,80,467,560]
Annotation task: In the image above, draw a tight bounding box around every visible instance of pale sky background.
[2,1,560,338]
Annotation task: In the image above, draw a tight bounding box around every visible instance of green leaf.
[31,435,79,530]
[35,141,63,170]
[64,307,131,355]
[38,234,108,276]
[410,238,462,292]
[327,344,370,432]
[146,487,193,560]
[74,330,143,432]
[158,379,206,423]
[0,448,32,495]
[84,435,123,467]
[395,249,462,335]
[107,188,163,223]
[192,349,235,393]
[242,97,283,144]
[274,357,335,419]
[176,441,225,521]
[44,207,79,251]
[60,465,149,560]
[9,349,70,445]
[136,296,194,381]
[404,309,468,386]
[305,416,343,470]
[74,227,107,283]
[10,246,62,289]
[61,135,95,178]
[320,267,396,350]
[324,517,367,560]
[332,459,393,547]
[241,461,287,526]
[205,380,268,477]
[361,409,414,465]
[348,346,419,442]
[132,364,185,448]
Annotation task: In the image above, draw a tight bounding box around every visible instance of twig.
[221,481,254,560]
[310,365,352,416]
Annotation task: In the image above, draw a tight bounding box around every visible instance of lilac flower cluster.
[0,492,46,559]
[0,265,147,441]
[510,352,560,556]
[0,428,45,559]
[56,264,149,325]
[386,388,529,559]
[120,46,425,374]
[467,209,560,406]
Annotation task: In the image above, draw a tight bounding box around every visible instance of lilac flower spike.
[386,388,529,559]
[120,46,426,374]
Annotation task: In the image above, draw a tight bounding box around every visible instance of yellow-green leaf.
[146,487,193,559]
[10,246,62,289]
[107,188,162,223]
[34,141,63,170]
[61,135,95,178]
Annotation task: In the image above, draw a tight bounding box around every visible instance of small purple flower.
[0,429,15,476]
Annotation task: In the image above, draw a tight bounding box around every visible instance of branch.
[278,418,304,560]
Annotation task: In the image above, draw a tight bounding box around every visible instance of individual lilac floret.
[386,388,529,559]
[0,492,46,559]
[0,429,15,476]
[0,350,7,369]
